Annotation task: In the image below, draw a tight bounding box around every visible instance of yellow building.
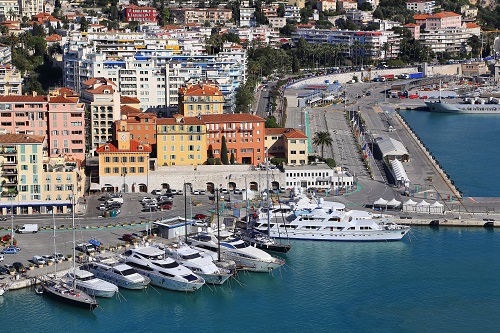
[156,114,207,166]
[0,134,82,215]
[265,128,309,165]
[178,83,224,117]
[96,130,152,193]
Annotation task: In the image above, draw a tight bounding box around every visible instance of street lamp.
[9,194,14,246]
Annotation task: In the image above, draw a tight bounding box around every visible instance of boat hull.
[198,272,232,285]
[222,252,284,272]
[425,101,500,114]
[132,268,204,292]
[261,228,410,241]
[90,270,150,290]
[76,284,117,298]
[41,282,98,310]
[247,241,291,253]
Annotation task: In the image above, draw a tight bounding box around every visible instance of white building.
[19,0,43,18]
[284,164,354,191]
[239,7,255,27]
[284,5,300,21]
[0,0,19,21]
[419,28,479,54]
[406,0,435,14]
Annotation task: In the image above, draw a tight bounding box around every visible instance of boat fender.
[76,293,80,297]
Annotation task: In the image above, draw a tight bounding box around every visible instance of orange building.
[114,112,157,148]
[178,83,224,117]
[200,114,265,165]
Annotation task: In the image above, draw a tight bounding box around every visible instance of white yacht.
[253,204,293,220]
[253,207,410,241]
[121,246,205,292]
[187,232,285,272]
[81,259,150,290]
[65,268,119,298]
[164,242,232,285]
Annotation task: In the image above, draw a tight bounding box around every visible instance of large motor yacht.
[121,246,205,292]
[65,268,119,298]
[81,259,151,290]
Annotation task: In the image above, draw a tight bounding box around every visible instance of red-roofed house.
[403,23,421,40]
[123,5,158,23]
[178,83,224,117]
[114,111,158,148]
[200,113,265,165]
[80,78,121,153]
[425,11,462,30]
[96,130,152,193]
[265,128,308,165]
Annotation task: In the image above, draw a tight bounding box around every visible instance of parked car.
[177,190,184,195]
[233,188,242,194]
[98,204,107,211]
[199,190,206,195]
[75,243,95,255]
[0,264,9,274]
[169,189,178,195]
[1,245,20,254]
[12,262,26,273]
[142,206,157,212]
[1,234,11,242]
[42,255,56,263]
[32,255,46,265]
[221,188,229,194]
[194,214,207,220]
[279,186,286,193]
[192,190,200,195]
[52,253,65,261]
[122,234,136,243]
[159,204,172,210]
[0,254,3,262]
[140,197,153,203]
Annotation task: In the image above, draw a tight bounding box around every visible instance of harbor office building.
[284,164,354,192]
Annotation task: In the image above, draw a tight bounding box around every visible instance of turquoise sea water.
[399,110,500,197]
[2,112,500,332]
[1,228,500,332]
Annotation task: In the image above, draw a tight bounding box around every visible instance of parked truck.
[379,74,395,81]
[16,224,38,234]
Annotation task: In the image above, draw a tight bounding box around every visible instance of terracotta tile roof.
[120,96,140,104]
[200,113,265,123]
[265,128,308,139]
[428,11,461,18]
[0,133,45,144]
[85,85,116,94]
[414,14,430,20]
[82,77,116,87]
[125,4,156,10]
[45,34,62,42]
[179,83,223,96]
[156,115,205,125]
[49,96,76,104]
[121,105,141,115]
[95,139,152,153]
[466,22,480,28]
[0,95,47,103]
[404,23,420,27]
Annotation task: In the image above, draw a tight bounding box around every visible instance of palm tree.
[312,131,333,158]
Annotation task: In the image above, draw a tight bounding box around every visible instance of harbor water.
[399,110,500,197]
[1,228,500,332]
[2,112,500,331]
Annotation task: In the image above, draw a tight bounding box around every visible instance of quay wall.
[395,218,499,228]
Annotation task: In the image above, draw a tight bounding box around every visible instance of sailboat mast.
[266,148,270,237]
[72,192,76,289]
[53,208,57,276]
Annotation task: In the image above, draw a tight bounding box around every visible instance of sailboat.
[39,195,98,310]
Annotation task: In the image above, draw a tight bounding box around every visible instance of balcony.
[1,190,17,197]
[1,160,17,166]
[2,179,17,186]
[0,148,17,154]
[1,169,16,176]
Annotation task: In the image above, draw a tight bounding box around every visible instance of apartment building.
[317,0,336,12]
[170,8,232,25]
[155,115,207,166]
[0,134,82,215]
[284,6,300,20]
[123,5,158,23]
[240,7,255,27]
[0,94,86,161]
[415,11,462,30]
[292,29,401,59]
[265,128,308,166]
[419,28,478,54]
[406,0,435,14]
[403,23,421,40]
[0,0,18,21]
[115,112,157,148]
[336,0,357,12]
[178,83,224,117]
[0,66,22,95]
[96,130,152,193]
[19,0,43,18]
[345,9,373,26]
[80,77,121,154]
[62,34,246,112]
[201,114,265,166]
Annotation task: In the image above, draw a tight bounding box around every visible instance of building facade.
[201,114,265,166]
[123,5,158,23]
[170,8,232,25]
[0,66,22,95]
[95,131,152,193]
[406,0,435,14]
[156,115,207,167]
[265,128,309,166]
[178,83,225,117]
[284,164,354,191]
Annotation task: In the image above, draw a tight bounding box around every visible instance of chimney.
[32,91,37,97]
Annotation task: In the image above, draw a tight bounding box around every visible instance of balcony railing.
[1,190,17,197]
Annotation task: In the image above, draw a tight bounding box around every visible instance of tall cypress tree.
[221,135,229,165]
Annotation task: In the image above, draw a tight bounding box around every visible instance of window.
[170,155,176,160]
[104,167,110,173]
[130,167,136,173]
[138,157,144,162]
[121,157,127,163]
[105,157,110,163]
[113,167,119,173]
[130,156,136,163]
[113,157,119,162]
[188,145,194,151]
[138,167,144,173]
[291,151,296,154]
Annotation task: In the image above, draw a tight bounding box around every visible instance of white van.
[107,197,124,204]
[17,224,39,234]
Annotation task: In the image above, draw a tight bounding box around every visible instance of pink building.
[404,23,421,40]
[425,11,461,30]
[0,92,86,161]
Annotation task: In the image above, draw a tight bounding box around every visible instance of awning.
[373,198,388,206]
[90,183,101,191]
[0,200,71,208]
[386,198,401,207]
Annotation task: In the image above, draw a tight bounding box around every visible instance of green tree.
[230,152,235,164]
[265,116,281,128]
[467,35,481,58]
[221,136,229,165]
[79,17,89,32]
[312,131,333,158]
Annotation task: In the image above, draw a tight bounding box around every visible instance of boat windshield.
[183,274,199,282]
[154,261,179,269]
[120,268,136,276]
[182,253,201,260]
